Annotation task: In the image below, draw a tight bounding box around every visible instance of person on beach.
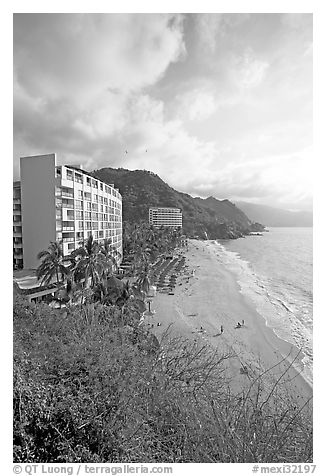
[235,322,242,329]
[242,319,245,326]
[220,325,224,333]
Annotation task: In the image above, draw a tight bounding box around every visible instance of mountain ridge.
[92,167,265,239]
[235,201,313,227]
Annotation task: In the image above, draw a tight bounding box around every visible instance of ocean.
[215,227,313,385]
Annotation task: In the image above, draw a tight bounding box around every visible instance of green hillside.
[92,167,265,239]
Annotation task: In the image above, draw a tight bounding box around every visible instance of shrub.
[13,296,312,463]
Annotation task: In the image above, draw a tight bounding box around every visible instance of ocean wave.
[211,239,313,385]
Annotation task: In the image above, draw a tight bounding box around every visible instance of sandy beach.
[145,239,313,404]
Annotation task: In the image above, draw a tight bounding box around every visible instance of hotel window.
[86,202,92,211]
[100,205,104,212]
[86,177,91,186]
[103,197,108,205]
[99,230,104,238]
[92,179,98,188]
[86,221,92,229]
[66,170,73,181]
[55,167,62,177]
[84,192,91,201]
[94,194,98,202]
[100,183,103,191]
[77,190,83,199]
[94,231,98,239]
[92,203,98,211]
[74,200,83,209]
[85,211,91,219]
[78,221,83,229]
[68,243,75,250]
[92,212,98,220]
[105,185,109,193]
[76,210,83,220]
[75,173,83,184]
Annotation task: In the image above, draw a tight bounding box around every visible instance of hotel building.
[13,181,23,268]
[15,153,122,269]
[149,207,182,228]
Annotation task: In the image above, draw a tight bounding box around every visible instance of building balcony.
[62,226,74,231]
[62,202,74,209]
[62,192,74,198]
[62,237,74,243]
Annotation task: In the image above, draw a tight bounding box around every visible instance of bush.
[13,297,312,463]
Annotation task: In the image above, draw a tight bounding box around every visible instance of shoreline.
[145,239,312,404]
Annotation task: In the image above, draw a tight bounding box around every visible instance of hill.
[236,201,313,227]
[92,167,264,239]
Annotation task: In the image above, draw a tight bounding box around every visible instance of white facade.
[149,207,182,228]
[13,181,23,268]
[18,153,123,269]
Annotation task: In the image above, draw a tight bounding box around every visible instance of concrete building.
[16,153,123,269]
[149,207,182,228]
[13,181,23,268]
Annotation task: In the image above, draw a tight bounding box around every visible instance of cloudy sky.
[13,13,312,211]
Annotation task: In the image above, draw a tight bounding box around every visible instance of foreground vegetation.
[14,299,313,463]
[13,225,313,463]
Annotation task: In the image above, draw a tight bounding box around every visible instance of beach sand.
[144,239,312,405]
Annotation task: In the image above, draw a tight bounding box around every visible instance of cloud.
[14,13,185,101]
[13,14,312,212]
[195,14,223,53]
[281,13,312,30]
[176,89,217,121]
[14,13,186,168]
[195,13,251,54]
[231,48,269,89]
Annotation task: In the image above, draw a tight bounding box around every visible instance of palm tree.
[100,238,121,278]
[136,262,151,298]
[36,241,69,286]
[71,235,105,288]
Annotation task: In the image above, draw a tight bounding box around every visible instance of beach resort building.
[13,181,23,269]
[149,207,182,228]
[14,153,123,269]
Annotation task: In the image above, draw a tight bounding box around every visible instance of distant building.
[14,153,123,269]
[149,207,182,228]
